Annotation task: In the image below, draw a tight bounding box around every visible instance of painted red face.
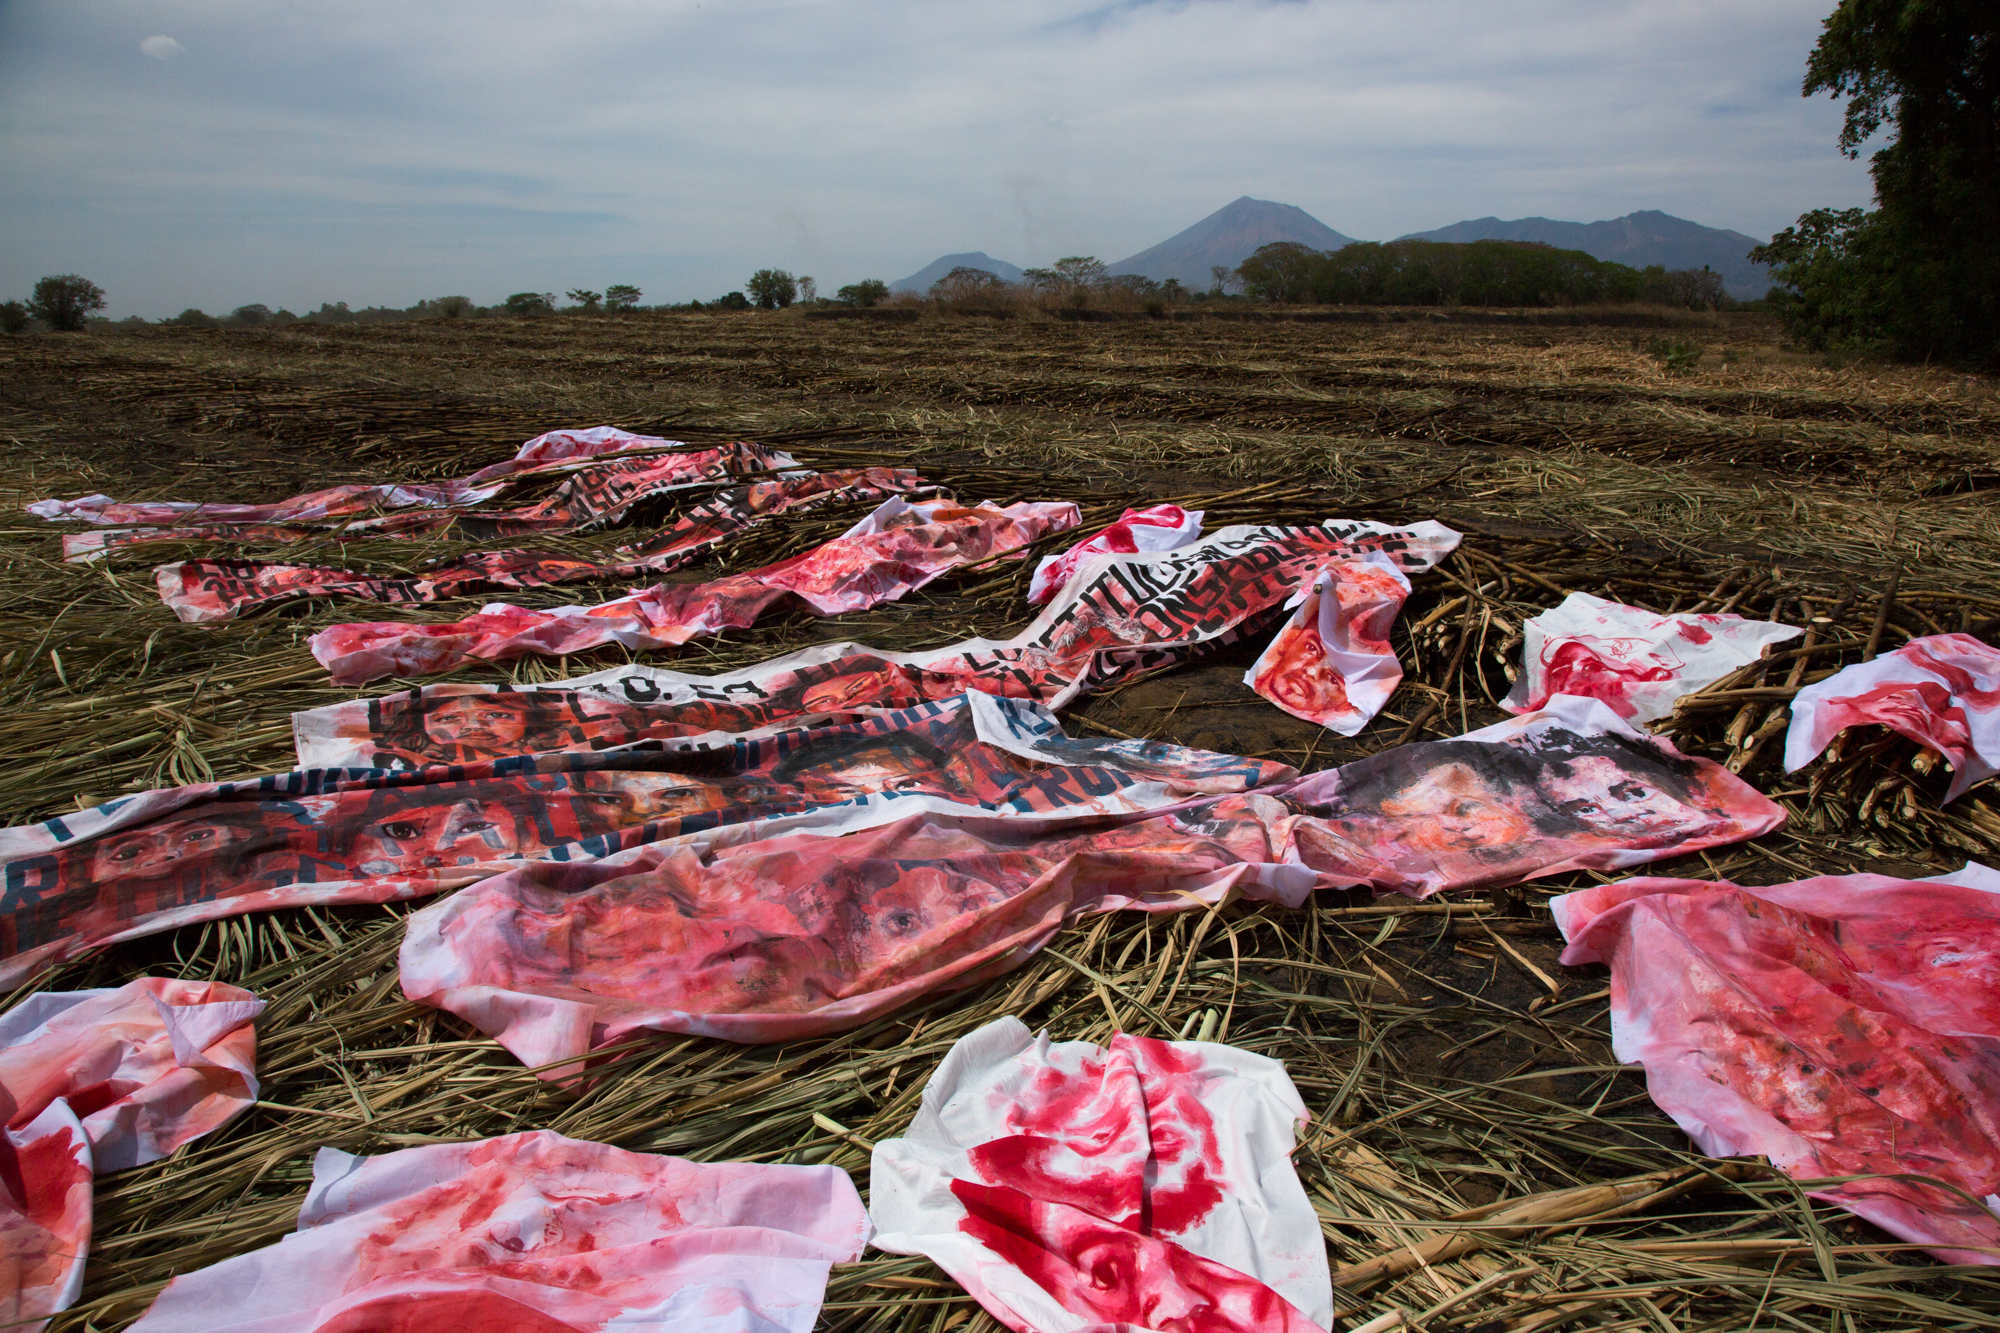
[1375,762,1534,855]
[423,696,530,752]
[1255,622,1351,718]
[799,668,907,716]
[88,819,264,881]
[352,800,522,870]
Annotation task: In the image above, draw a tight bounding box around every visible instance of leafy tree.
[168,308,219,328]
[566,289,603,312]
[1160,278,1187,304]
[1235,242,1319,303]
[306,302,354,324]
[713,290,752,310]
[797,276,817,304]
[745,269,797,309]
[430,295,474,319]
[604,284,642,311]
[504,292,555,317]
[28,275,106,331]
[1752,1,1999,363]
[0,301,28,334]
[229,304,272,327]
[930,266,1011,311]
[837,279,888,307]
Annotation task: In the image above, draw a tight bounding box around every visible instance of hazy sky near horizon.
[2,0,1876,317]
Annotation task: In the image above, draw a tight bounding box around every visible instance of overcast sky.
[1,0,1876,318]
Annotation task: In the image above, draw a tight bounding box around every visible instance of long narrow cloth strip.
[126,1132,870,1333]
[397,696,1781,1065]
[0,694,1289,987]
[157,467,932,623]
[871,1016,1333,1333]
[291,517,1465,768]
[308,497,1082,684]
[1554,864,2000,1265]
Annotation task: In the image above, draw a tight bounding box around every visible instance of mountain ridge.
[1397,210,1771,297]
[1107,196,1355,288]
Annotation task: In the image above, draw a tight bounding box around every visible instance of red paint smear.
[1901,637,2000,710]
[1250,622,1353,721]
[951,1179,1320,1333]
[965,1035,1225,1238]
[0,1121,91,1305]
[1816,681,1972,759]
[314,1288,587,1333]
[1533,641,1676,717]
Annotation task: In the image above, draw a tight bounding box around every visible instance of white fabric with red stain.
[1029,505,1205,606]
[1554,863,2000,1265]
[870,1017,1332,1333]
[128,1130,870,1333]
[0,978,262,1331]
[0,1100,92,1333]
[1784,632,2000,802]
[1244,552,1410,735]
[1501,592,1802,724]
[310,497,1081,685]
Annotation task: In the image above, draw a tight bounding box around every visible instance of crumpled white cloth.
[1784,632,2000,802]
[1503,592,1802,724]
[1029,505,1205,606]
[129,1130,871,1333]
[871,1016,1332,1333]
[0,978,263,1331]
[1245,551,1410,736]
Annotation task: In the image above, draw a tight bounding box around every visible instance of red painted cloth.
[1244,551,1410,735]
[1028,503,1204,605]
[399,697,1778,1065]
[870,1017,1332,1333]
[1785,633,2000,802]
[0,695,1282,987]
[0,978,262,1330]
[1554,864,2000,1264]
[155,468,931,623]
[127,1131,870,1333]
[1502,592,1803,724]
[291,518,1465,768]
[309,497,1081,685]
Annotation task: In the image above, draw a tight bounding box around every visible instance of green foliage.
[1758,0,2000,364]
[229,304,272,327]
[837,279,888,308]
[604,284,642,311]
[503,292,555,317]
[712,290,752,311]
[306,302,353,324]
[566,289,603,312]
[1235,239,1676,307]
[28,275,106,331]
[0,301,28,335]
[1645,337,1706,372]
[745,269,797,309]
[167,308,219,328]
[430,295,474,319]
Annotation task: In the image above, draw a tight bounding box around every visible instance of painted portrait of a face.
[422,695,531,754]
[1254,621,1352,720]
[86,815,271,883]
[1536,755,1712,843]
[1373,761,1536,857]
[350,798,524,872]
[798,664,915,717]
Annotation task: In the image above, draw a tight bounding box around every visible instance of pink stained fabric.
[1502,592,1804,725]
[127,1131,871,1333]
[1244,551,1410,735]
[1553,865,2000,1264]
[1784,633,2000,802]
[154,467,931,624]
[869,1017,1332,1333]
[309,498,1081,685]
[0,978,263,1330]
[0,1101,91,1333]
[1028,504,1204,606]
[398,697,1780,1069]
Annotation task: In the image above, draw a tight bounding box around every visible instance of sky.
[0,0,1877,318]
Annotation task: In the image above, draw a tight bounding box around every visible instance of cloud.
[139,35,183,59]
[3,1,1875,317]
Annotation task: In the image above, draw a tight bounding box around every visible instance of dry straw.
[1,312,1996,1330]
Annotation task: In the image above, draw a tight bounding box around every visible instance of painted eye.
[182,828,216,843]
[460,820,495,833]
[382,821,421,840]
[110,844,142,861]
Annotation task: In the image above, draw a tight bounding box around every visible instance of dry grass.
[2,310,1998,1331]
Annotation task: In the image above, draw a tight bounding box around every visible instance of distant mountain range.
[890,200,1772,299]
[888,252,1026,294]
[1106,197,1355,289]
[1398,211,1770,298]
